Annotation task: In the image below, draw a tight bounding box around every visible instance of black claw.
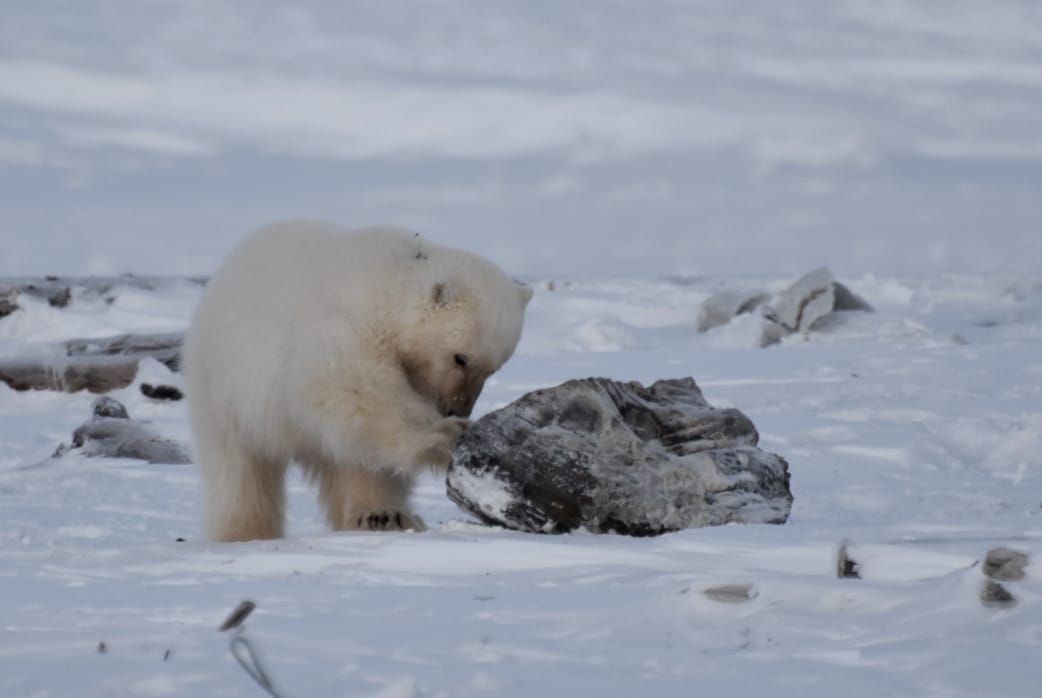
[357,511,411,530]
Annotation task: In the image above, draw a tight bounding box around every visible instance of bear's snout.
[441,393,476,419]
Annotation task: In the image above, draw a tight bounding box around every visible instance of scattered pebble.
[704,584,757,603]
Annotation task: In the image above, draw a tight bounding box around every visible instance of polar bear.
[183,220,532,541]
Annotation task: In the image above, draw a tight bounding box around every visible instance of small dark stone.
[447,377,792,535]
[840,557,860,578]
[175,537,186,543]
[140,383,184,401]
[980,581,1016,608]
[219,600,256,632]
[837,541,861,579]
[97,641,107,654]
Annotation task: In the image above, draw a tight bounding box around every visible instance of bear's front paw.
[414,416,470,468]
[352,510,427,532]
[437,415,471,438]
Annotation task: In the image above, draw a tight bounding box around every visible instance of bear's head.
[398,263,532,419]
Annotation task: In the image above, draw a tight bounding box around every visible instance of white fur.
[184,220,531,540]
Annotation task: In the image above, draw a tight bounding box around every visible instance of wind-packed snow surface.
[1,273,1041,697]
[3,1,1042,695]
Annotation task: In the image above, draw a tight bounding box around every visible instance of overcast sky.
[2,1,1041,277]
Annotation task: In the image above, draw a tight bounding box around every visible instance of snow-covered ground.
[1,273,1040,697]
[3,1,1042,696]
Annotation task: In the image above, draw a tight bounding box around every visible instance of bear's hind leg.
[315,465,425,532]
[198,436,287,542]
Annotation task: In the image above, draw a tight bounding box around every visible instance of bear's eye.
[454,354,469,368]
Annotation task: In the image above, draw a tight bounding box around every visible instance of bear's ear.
[517,284,533,309]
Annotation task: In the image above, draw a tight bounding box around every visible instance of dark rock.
[836,540,861,579]
[446,377,792,536]
[832,280,873,312]
[140,383,184,401]
[64,397,191,464]
[982,547,1029,581]
[219,600,256,632]
[980,581,1016,608]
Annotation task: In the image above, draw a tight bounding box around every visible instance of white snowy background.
[2,2,1041,697]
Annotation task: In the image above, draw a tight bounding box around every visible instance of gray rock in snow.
[980,580,1016,608]
[697,289,769,332]
[693,268,872,345]
[446,377,792,536]
[90,395,129,419]
[982,547,1029,582]
[56,396,191,464]
[760,267,873,346]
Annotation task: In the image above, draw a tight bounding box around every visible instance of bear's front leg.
[357,401,471,471]
[410,415,470,470]
[307,361,469,472]
[317,465,426,532]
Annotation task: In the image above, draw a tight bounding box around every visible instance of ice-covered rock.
[695,268,872,346]
[56,396,191,464]
[760,267,873,346]
[697,289,769,332]
[447,377,792,535]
